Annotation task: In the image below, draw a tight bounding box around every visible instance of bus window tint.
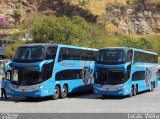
[58,48,97,61]
[14,46,45,60]
[127,50,133,62]
[96,50,125,63]
[134,51,158,63]
[45,47,58,60]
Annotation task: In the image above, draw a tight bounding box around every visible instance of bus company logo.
[60,62,75,67]
[145,68,151,87]
[82,67,92,85]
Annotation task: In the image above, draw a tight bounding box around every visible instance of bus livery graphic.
[145,68,151,87]
[82,66,93,85]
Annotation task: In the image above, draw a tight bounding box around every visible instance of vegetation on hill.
[4,15,160,61]
[19,15,108,47]
[1,0,160,63]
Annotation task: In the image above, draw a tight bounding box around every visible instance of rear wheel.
[52,86,60,100]
[61,85,68,99]
[150,82,154,92]
[134,85,138,96]
[129,86,134,97]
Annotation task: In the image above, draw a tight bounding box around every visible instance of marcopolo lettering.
[60,62,75,67]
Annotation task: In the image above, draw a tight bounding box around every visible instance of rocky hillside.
[1,0,160,35]
[0,0,97,27]
[98,2,160,35]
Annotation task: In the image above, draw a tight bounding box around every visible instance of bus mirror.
[6,70,12,80]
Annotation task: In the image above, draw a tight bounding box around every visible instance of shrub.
[20,15,108,48]
[119,36,152,49]
[4,40,24,59]
[0,16,9,29]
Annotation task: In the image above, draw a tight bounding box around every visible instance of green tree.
[137,38,152,49]
[119,37,136,47]
[20,15,108,48]
[119,37,152,49]
[4,40,24,59]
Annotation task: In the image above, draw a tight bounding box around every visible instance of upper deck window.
[96,50,126,64]
[14,46,45,61]
[45,47,58,60]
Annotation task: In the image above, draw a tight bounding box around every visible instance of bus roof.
[19,43,58,47]
[19,43,98,51]
[99,47,158,55]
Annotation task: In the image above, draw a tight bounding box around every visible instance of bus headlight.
[39,84,43,89]
[118,85,125,90]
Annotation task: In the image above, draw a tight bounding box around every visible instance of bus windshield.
[14,46,45,61]
[96,50,126,64]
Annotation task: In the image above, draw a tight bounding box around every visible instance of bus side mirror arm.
[38,59,54,72]
[4,61,12,73]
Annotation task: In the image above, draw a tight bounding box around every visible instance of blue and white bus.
[93,47,158,97]
[4,44,97,99]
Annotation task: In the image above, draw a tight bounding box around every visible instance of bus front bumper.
[7,84,53,98]
[93,84,129,96]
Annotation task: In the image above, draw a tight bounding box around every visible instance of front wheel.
[129,86,134,97]
[61,85,68,99]
[52,86,60,100]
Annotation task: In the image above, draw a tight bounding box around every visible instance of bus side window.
[134,51,138,63]
[127,50,133,62]
[58,48,64,61]
[71,49,80,60]
[45,47,57,60]
[58,48,70,61]
[84,50,91,61]
[81,50,85,60]
[93,51,98,61]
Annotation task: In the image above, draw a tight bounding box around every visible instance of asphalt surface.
[0,80,159,113]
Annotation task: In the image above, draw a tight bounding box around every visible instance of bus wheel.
[150,82,154,92]
[134,86,138,96]
[26,96,34,100]
[53,86,60,100]
[129,86,134,97]
[61,85,68,99]
[102,95,108,98]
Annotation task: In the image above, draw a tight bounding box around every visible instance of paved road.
[0,82,160,113]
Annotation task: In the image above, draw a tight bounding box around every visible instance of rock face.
[0,0,96,26]
[0,0,160,35]
[0,0,36,26]
[98,3,160,35]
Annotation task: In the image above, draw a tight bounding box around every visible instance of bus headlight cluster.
[35,92,40,95]
[39,84,43,89]
[117,85,125,90]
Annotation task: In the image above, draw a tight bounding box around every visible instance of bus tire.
[26,96,34,100]
[53,86,60,100]
[61,85,68,99]
[102,95,108,98]
[150,82,154,92]
[134,85,138,96]
[129,86,134,97]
